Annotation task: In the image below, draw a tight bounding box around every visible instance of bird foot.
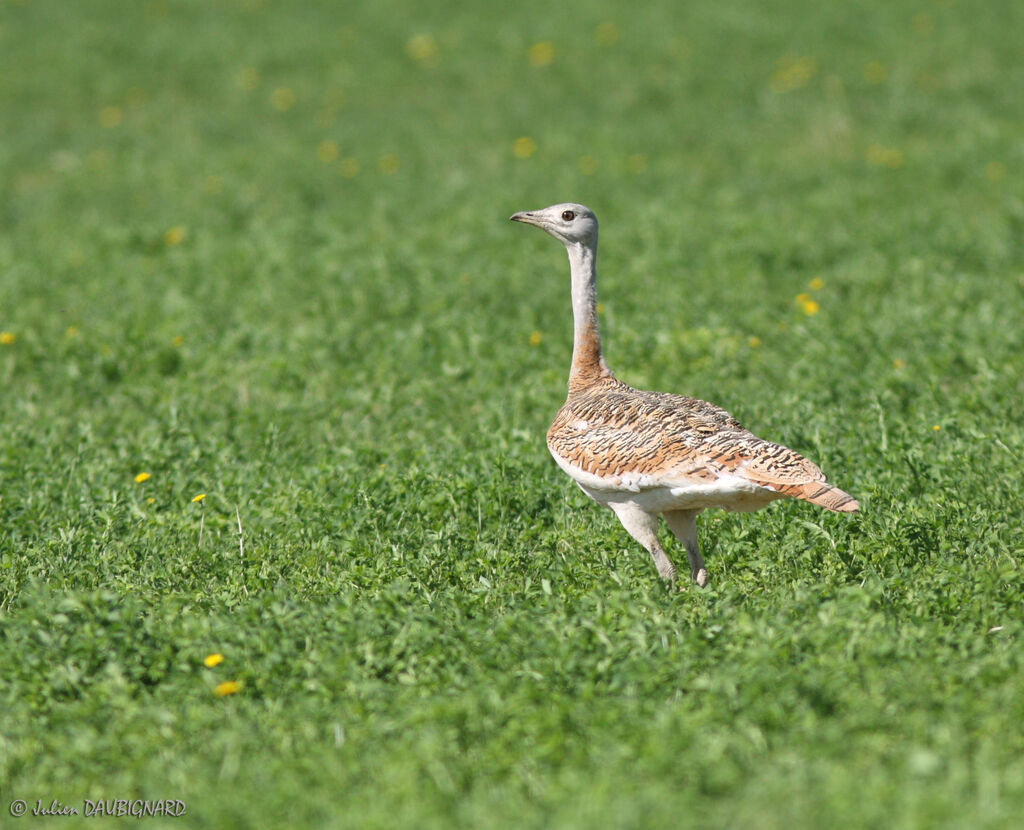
[693,568,708,588]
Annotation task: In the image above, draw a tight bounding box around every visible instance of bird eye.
[561,210,575,221]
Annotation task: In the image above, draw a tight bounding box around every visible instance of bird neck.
[566,242,612,393]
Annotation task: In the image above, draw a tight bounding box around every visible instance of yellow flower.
[933,424,941,431]
[863,61,888,84]
[204,653,225,668]
[596,303,604,314]
[529,331,542,347]
[99,105,123,127]
[809,277,824,291]
[406,33,440,67]
[164,226,186,246]
[892,358,905,369]
[578,155,599,175]
[236,67,261,90]
[317,140,339,163]
[748,336,762,348]
[270,87,296,111]
[338,157,360,178]
[214,680,242,697]
[527,41,555,67]
[171,335,184,347]
[146,497,155,504]
[865,144,904,169]
[65,325,80,339]
[795,294,820,315]
[0,331,15,345]
[985,162,1006,182]
[135,472,151,483]
[594,23,619,46]
[770,56,817,93]
[192,493,206,503]
[513,136,537,159]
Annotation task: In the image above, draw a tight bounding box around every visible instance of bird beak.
[510,210,540,226]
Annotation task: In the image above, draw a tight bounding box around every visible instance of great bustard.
[511,202,858,587]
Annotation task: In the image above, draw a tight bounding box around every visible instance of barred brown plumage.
[511,202,859,587]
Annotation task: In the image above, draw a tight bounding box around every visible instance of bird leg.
[609,502,677,583]
[663,509,708,587]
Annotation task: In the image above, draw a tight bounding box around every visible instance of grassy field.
[2,0,1023,827]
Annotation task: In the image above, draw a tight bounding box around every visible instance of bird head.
[510,203,598,248]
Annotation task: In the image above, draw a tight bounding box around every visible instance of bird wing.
[548,382,826,491]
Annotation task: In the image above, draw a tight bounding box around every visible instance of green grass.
[2,0,1024,827]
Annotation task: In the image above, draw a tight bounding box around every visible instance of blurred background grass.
[1,1,1023,828]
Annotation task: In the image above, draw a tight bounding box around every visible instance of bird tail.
[794,482,860,513]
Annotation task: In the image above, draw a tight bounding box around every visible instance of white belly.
[549,449,785,513]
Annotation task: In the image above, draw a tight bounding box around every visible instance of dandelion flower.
[933,425,941,431]
[863,61,887,84]
[204,653,225,668]
[795,294,820,315]
[0,332,15,345]
[596,303,604,314]
[99,106,123,128]
[65,325,80,338]
[748,336,762,348]
[236,67,261,90]
[406,33,440,67]
[135,472,151,483]
[527,41,555,67]
[513,137,537,159]
[214,680,242,697]
[164,226,186,246]
[171,335,185,347]
[866,144,904,169]
[270,88,296,111]
[985,162,1006,182]
[893,358,905,369]
[578,155,599,175]
[338,158,360,178]
[378,154,400,174]
[317,140,339,163]
[192,493,206,503]
[770,56,817,93]
[529,331,542,347]
[809,277,824,290]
